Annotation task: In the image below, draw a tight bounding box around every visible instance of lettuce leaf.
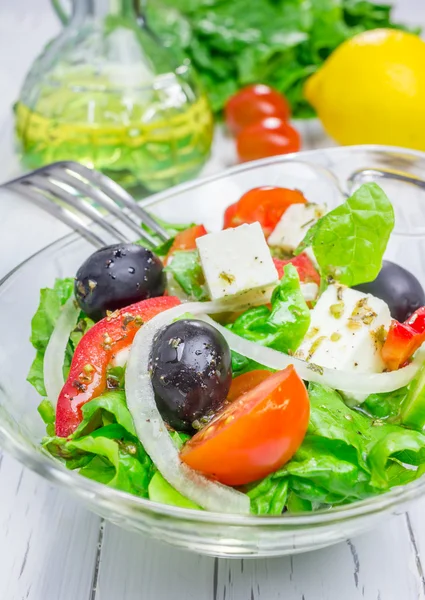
[139,218,196,256]
[27,278,94,397]
[27,278,75,396]
[228,264,310,353]
[43,391,154,497]
[165,250,209,301]
[148,472,201,509]
[296,183,395,287]
[250,383,425,513]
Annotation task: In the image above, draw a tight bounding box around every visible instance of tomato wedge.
[56,296,180,438]
[223,186,307,237]
[180,365,309,485]
[165,224,207,265]
[273,254,320,285]
[227,370,274,403]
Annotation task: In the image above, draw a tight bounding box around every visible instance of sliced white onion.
[199,314,424,395]
[125,302,251,514]
[125,293,424,513]
[44,295,80,407]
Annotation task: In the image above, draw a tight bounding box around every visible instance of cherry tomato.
[223,186,306,237]
[180,365,310,486]
[273,254,320,285]
[225,84,291,135]
[227,369,273,403]
[165,225,207,265]
[236,117,301,163]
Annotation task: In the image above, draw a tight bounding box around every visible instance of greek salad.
[28,182,425,515]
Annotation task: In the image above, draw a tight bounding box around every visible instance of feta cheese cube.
[196,222,278,301]
[300,282,319,303]
[296,285,391,374]
[268,203,327,253]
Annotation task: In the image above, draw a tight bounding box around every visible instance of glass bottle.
[14,0,214,192]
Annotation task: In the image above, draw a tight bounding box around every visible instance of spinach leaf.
[228,264,310,353]
[165,250,209,301]
[296,183,395,286]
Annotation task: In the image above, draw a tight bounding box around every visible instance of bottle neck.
[72,0,141,20]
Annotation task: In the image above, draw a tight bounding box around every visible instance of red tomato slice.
[180,365,309,486]
[236,117,301,163]
[223,186,307,237]
[165,225,207,265]
[227,370,273,403]
[56,296,180,438]
[273,254,320,285]
[225,84,291,135]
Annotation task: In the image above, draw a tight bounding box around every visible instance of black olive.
[149,319,232,431]
[354,260,425,322]
[75,243,165,320]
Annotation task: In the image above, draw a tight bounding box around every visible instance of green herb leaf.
[296,183,395,286]
[228,264,310,352]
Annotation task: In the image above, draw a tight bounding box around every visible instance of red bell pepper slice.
[55,296,180,438]
[382,307,425,371]
[273,253,320,285]
[164,224,207,265]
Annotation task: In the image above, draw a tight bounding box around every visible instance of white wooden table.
[1,1,425,598]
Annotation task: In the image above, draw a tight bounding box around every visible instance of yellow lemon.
[305,29,425,150]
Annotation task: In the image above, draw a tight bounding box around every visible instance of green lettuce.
[139,218,196,256]
[146,0,412,117]
[28,278,75,396]
[249,383,425,514]
[148,472,201,509]
[43,390,155,497]
[296,183,395,287]
[228,264,310,352]
[27,278,94,397]
[165,250,209,301]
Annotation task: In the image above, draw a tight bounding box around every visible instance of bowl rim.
[3,143,425,526]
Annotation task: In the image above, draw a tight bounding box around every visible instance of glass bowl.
[3,145,425,558]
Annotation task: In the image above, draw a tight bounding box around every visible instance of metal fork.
[5,160,425,251]
[2,161,170,248]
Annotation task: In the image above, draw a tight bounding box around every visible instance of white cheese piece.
[268,203,327,252]
[300,282,319,303]
[196,222,278,301]
[296,285,391,376]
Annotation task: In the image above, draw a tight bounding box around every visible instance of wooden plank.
[0,451,101,600]
[94,513,425,600]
